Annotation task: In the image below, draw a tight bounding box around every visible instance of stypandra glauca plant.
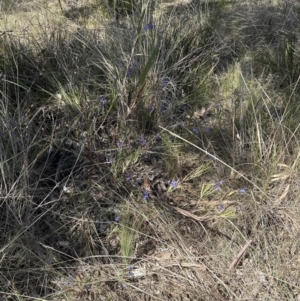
[118,2,159,125]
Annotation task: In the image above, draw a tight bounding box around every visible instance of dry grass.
[1,0,300,300]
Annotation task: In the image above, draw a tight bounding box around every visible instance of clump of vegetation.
[1,0,300,300]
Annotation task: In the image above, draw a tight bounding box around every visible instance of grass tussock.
[1,0,300,300]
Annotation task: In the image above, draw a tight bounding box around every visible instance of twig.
[174,206,213,221]
[57,0,64,14]
[229,240,252,271]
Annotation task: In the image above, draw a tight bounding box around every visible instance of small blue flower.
[106,156,114,164]
[144,23,154,30]
[125,171,131,181]
[161,103,168,113]
[239,187,247,194]
[117,141,123,149]
[127,266,134,277]
[169,180,178,189]
[115,216,121,223]
[147,105,154,112]
[214,185,221,191]
[99,96,107,108]
[126,65,140,77]
[126,69,133,77]
[204,127,211,133]
[162,78,170,87]
[64,275,73,286]
[217,205,224,211]
[138,135,146,146]
[192,127,199,134]
[214,180,223,191]
[85,284,91,290]
[143,190,149,201]
[270,110,284,122]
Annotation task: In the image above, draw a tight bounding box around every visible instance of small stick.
[229,239,252,271]
[58,0,64,14]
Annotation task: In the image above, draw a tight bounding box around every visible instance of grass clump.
[1,0,300,300]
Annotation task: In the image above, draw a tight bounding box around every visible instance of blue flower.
[64,275,73,286]
[147,105,154,112]
[143,190,149,201]
[106,156,114,164]
[214,180,223,191]
[214,185,221,191]
[169,180,178,189]
[126,63,140,77]
[239,187,247,194]
[144,23,154,30]
[117,141,123,149]
[162,78,169,87]
[261,105,268,112]
[161,103,168,113]
[138,135,146,146]
[192,126,199,134]
[125,171,131,181]
[115,216,121,223]
[217,205,224,211]
[204,127,211,133]
[99,96,107,108]
[126,68,134,77]
[127,266,134,277]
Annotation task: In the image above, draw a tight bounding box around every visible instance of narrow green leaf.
[138,45,158,87]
